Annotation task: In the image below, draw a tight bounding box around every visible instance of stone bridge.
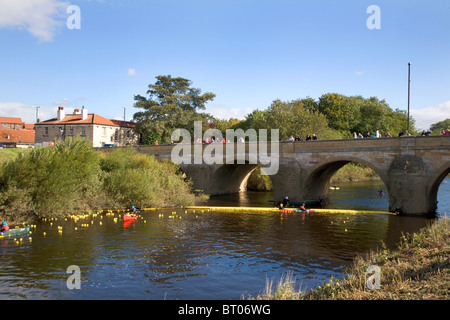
[135,136,450,215]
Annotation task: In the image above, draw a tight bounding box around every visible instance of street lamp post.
[407,62,411,133]
[122,106,126,122]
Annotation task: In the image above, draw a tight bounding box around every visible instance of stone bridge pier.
[135,136,450,216]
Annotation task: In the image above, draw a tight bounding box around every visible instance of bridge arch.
[427,164,450,214]
[210,162,259,194]
[180,155,276,196]
[301,156,390,202]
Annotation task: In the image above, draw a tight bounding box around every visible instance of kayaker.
[1,221,9,232]
[282,196,289,208]
[129,205,139,215]
[300,203,306,211]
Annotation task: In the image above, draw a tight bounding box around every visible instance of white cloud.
[355,70,366,76]
[127,68,137,76]
[0,101,56,123]
[411,101,450,131]
[206,104,253,120]
[0,0,70,42]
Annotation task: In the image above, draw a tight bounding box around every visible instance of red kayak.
[279,208,315,213]
[124,214,138,221]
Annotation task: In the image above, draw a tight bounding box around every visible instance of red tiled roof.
[37,114,120,126]
[0,129,35,144]
[0,117,23,124]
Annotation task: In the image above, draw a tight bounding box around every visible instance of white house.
[34,106,138,147]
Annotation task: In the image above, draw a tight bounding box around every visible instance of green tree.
[266,99,339,140]
[142,131,162,145]
[133,75,216,143]
[385,108,416,136]
[239,109,270,132]
[355,97,391,135]
[299,96,319,113]
[213,118,244,134]
[318,93,360,135]
[317,94,417,137]
[430,118,450,134]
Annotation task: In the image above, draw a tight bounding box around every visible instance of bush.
[0,138,196,223]
[0,137,100,220]
[99,147,196,208]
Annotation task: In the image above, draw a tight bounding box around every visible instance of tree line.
[132,75,439,144]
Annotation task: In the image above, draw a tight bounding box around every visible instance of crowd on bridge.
[282,128,450,143]
[351,128,450,139]
[152,127,449,145]
[288,134,318,142]
[353,130,397,138]
[194,137,237,144]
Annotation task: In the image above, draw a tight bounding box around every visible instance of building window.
[127,130,130,138]
[44,127,49,136]
[58,127,63,136]
[102,127,107,137]
[114,130,119,141]
[81,126,86,136]
[69,126,74,136]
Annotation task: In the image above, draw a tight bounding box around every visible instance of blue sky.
[0,0,449,130]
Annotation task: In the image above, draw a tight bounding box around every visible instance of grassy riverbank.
[330,163,380,183]
[253,218,449,300]
[0,138,198,225]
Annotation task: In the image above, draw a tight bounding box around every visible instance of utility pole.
[122,106,126,146]
[407,62,411,133]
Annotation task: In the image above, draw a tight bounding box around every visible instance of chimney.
[57,107,65,121]
[81,106,88,120]
[73,108,80,115]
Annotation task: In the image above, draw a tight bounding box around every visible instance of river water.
[0,179,448,300]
